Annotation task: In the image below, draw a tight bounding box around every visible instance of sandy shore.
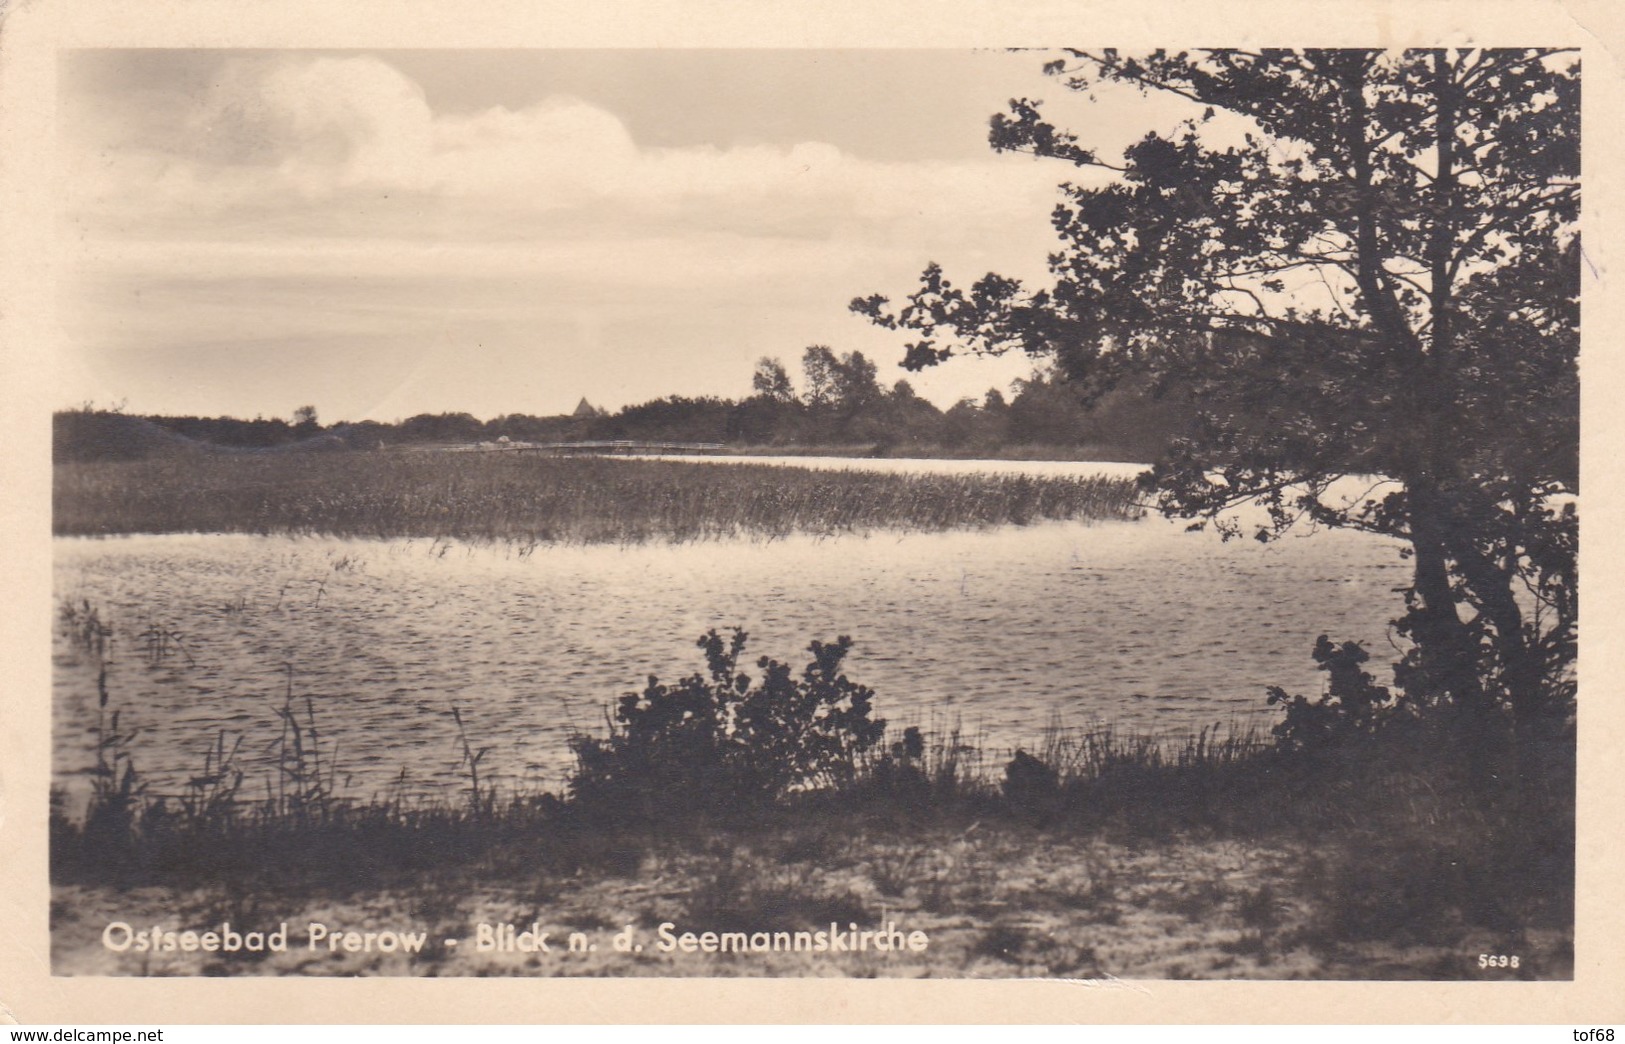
[50,826,1571,979]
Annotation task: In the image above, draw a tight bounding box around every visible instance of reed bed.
[52,451,1143,543]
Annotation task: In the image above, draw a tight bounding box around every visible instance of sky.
[56,49,1199,423]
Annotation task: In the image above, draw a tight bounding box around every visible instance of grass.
[50,649,1574,978]
[47,674,1271,891]
[52,451,1143,544]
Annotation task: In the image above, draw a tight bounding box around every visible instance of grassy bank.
[51,627,1574,978]
[53,452,1143,544]
[49,720,1575,979]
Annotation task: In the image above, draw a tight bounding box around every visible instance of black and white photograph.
[6,0,1615,1013]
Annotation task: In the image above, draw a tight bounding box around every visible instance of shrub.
[1002,748,1059,814]
[868,725,927,792]
[567,629,887,821]
[1266,635,1403,755]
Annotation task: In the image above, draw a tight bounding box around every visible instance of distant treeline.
[54,347,1193,463]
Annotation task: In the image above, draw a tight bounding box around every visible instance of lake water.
[634,454,1154,480]
[51,458,1412,806]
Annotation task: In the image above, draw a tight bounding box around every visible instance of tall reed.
[54,452,1143,544]
[269,664,340,826]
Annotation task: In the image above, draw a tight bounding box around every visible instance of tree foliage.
[751,356,797,403]
[55,363,1183,461]
[830,349,883,410]
[853,49,1579,729]
[801,344,840,407]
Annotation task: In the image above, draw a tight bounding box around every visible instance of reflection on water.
[53,508,1411,806]
[633,454,1153,480]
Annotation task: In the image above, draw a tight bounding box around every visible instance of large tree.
[801,344,840,407]
[751,356,797,403]
[854,49,1578,735]
[830,349,883,411]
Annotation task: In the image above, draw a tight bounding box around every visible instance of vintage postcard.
[2,0,1623,1026]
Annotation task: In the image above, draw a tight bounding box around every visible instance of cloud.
[57,52,1075,419]
[189,56,434,182]
[65,52,1062,257]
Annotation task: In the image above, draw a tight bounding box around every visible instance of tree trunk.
[1405,487,1503,788]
